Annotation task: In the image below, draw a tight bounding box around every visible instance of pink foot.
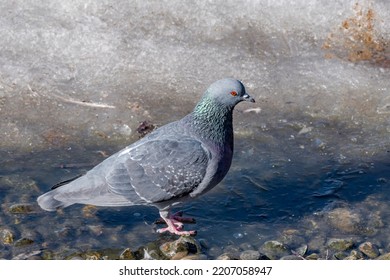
[156,210,197,236]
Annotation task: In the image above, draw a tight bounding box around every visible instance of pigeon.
[37,78,255,235]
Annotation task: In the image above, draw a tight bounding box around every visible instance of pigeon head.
[204,78,255,108]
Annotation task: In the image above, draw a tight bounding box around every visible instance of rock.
[260,240,290,260]
[217,253,236,260]
[41,250,55,260]
[358,242,380,259]
[294,244,308,257]
[181,254,208,260]
[12,250,42,260]
[55,227,72,239]
[8,203,35,214]
[240,250,260,260]
[198,239,209,249]
[345,250,364,260]
[280,255,304,260]
[306,253,319,260]
[0,228,14,245]
[120,248,136,260]
[222,245,241,259]
[133,243,163,260]
[326,238,354,251]
[87,225,104,236]
[376,252,390,260]
[159,236,200,259]
[333,251,349,260]
[308,236,326,252]
[83,252,103,260]
[280,229,306,247]
[82,205,98,218]
[208,246,223,258]
[367,211,384,228]
[171,251,189,260]
[326,208,361,233]
[0,175,40,191]
[14,237,34,247]
[239,242,255,251]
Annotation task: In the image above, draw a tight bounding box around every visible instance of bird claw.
[156,210,197,236]
[157,226,197,236]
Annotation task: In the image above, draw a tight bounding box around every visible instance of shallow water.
[1,124,390,259]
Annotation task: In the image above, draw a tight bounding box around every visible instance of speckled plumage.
[37,78,255,235]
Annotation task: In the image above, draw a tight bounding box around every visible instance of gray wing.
[106,138,210,204]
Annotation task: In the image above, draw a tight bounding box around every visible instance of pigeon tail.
[37,191,74,211]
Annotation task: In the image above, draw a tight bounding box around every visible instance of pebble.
[260,240,290,260]
[198,239,209,249]
[358,242,380,258]
[0,228,14,245]
[280,255,304,260]
[333,251,349,260]
[217,253,236,260]
[326,208,361,233]
[0,175,40,191]
[159,236,200,259]
[120,248,136,260]
[171,251,188,260]
[326,238,354,251]
[87,225,104,236]
[181,254,208,260]
[222,245,241,259]
[8,203,35,214]
[239,242,254,251]
[345,250,364,260]
[280,229,306,247]
[376,252,390,260]
[14,237,34,247]
[239,250,260,260]
[305,253,319,260]
[294,244,308,257]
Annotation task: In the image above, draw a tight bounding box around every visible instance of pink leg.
[156,210,197,236]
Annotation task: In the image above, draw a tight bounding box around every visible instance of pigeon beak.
[243,93,255,103]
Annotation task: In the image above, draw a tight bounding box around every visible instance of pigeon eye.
[230,91,238,96]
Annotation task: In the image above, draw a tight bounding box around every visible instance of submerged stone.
[159,235,200,260]
[0,228,14,245]
[345,250,364,260]
[181,254,208,260]
[326,208,361,233]
[0,175,40,191]
[222,245,241,259]
[119,248,136,260]
[333,251,349,260]
[281,255,304,260]
[376,252,390,260]
[326,238,354,251]
[294,244,308,257]
[260,240,290,260]
[14,237,34,247]
[358,242,380,259]
[239,250,261,260]
[306,253,320,260]
[8,203,35,214]
[217,253,236,260]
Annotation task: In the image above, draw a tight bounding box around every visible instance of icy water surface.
[1,117,390,260]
